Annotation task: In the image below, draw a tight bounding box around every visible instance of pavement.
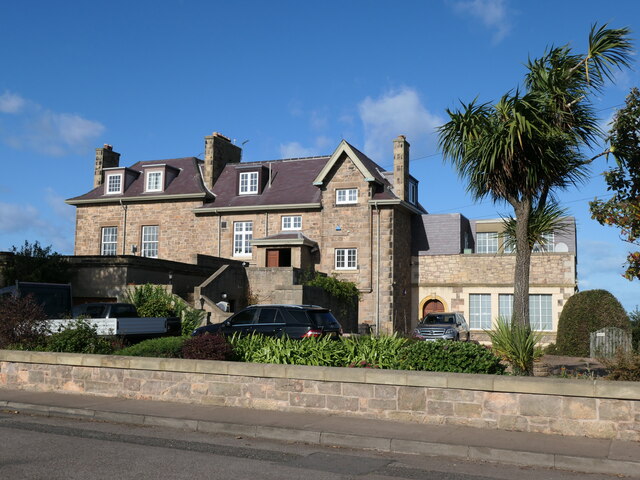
[1,388,639,478]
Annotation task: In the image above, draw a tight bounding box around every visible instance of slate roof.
[66,157,208,203]
[67,143,420,210]
[201,156,329,209]
[412,213,470,255]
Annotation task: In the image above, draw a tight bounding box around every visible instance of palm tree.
[438,24,632,327]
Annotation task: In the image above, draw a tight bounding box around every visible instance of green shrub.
[555,290,630,357]
[230,333,346,366]
[397,340,505,374]
[602,349,640,381]
[486,318,543,375]
[115,336,185,358]
[338,334,409,369]
[125,284,205,336]
[174,301,205,337]
[125,284,174,317]
[303,274,361,305]
[229,333,408,368]
[46,320,114,354]
[0,294,48,349]
[182,334,234,360]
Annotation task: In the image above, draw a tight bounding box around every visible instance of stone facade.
[69,136,421,334]
[74,199,211,264]
[414,215,578,340]
[67,133,578,336]
[2,350,639,441]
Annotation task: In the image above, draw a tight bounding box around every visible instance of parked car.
[192,304,343,339]
[48,302,181,338]
[412,312,470,341]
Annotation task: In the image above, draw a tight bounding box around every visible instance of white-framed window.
[336,188,357,204]
[239,172,259,195]
[502,235,514,254]
[101,227,118,255]
[146,171,163,192]
[530,294,553,331]
[141,225,159,258]
[476,232,498,254]
[408,181,418,205]
[533,232,555,252]
[106,174,122,194]
[282,215,302,231]
[335,248,357,270]
[234,221,253,256]
[498,294,513,320]
[469,294,491,329]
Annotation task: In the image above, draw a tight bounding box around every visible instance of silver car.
[413,312,470,341]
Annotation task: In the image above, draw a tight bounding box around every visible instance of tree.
[438,24,632,327]
[5,241,71,285]
[590,87,640,280]
[555,289,629,357]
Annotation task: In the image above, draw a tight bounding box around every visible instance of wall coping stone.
[2,349,639,401]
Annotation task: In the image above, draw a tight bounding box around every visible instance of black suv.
[192,304,343,339]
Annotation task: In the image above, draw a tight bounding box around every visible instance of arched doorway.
[422,299,445,317]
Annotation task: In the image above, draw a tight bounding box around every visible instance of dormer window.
[146,171,163,192]
[408,180,418,205]
[239,171,259,195]
[106,173,122,194]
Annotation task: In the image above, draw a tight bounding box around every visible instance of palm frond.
[501,201,571,252]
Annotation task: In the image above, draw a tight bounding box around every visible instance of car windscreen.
[421,314,455,324]
[111,305,138,317]
[307,310,341,328]
[73,305,106,318]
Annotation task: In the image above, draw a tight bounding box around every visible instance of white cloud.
[279,136,333,159]
[45,188,75,223]
[577,239,639,311]
[452,0,512,44]
[280,142,316,159]
[358,87,444,165]
[0,91,26,113]
[310,110,328,130]
[0,91,105,156]
[0,203,43,233]
[0,200,74,254]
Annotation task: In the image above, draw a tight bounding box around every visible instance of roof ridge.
[238,155,331,165]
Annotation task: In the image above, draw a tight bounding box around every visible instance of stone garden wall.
[1,350,639,441]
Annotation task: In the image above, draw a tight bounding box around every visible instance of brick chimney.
[203,132,242,190]
[393,135,410,201]
[94,144,121,188]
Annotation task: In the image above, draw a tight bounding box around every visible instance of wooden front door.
[422,299,445,317]
[266,248,292,267]
[267,249,280,267]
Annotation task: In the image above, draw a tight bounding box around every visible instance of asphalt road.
[0,412,623,480]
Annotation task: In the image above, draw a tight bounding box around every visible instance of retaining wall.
[1,350,639,441]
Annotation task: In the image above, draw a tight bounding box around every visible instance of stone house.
[412,214,577,342]
[66,133,577,339]
[67,133,424,334]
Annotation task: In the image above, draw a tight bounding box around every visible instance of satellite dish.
[555,242,569,252]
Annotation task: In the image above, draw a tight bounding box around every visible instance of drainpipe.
[119,199,127,255]
[217,214,221,257]
[374,201,380,335]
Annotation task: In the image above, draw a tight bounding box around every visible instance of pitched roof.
[312,140,390,187]
[198,156,328,210]
[66,157,209,204]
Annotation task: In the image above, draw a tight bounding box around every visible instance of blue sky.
[1,0,639,311]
